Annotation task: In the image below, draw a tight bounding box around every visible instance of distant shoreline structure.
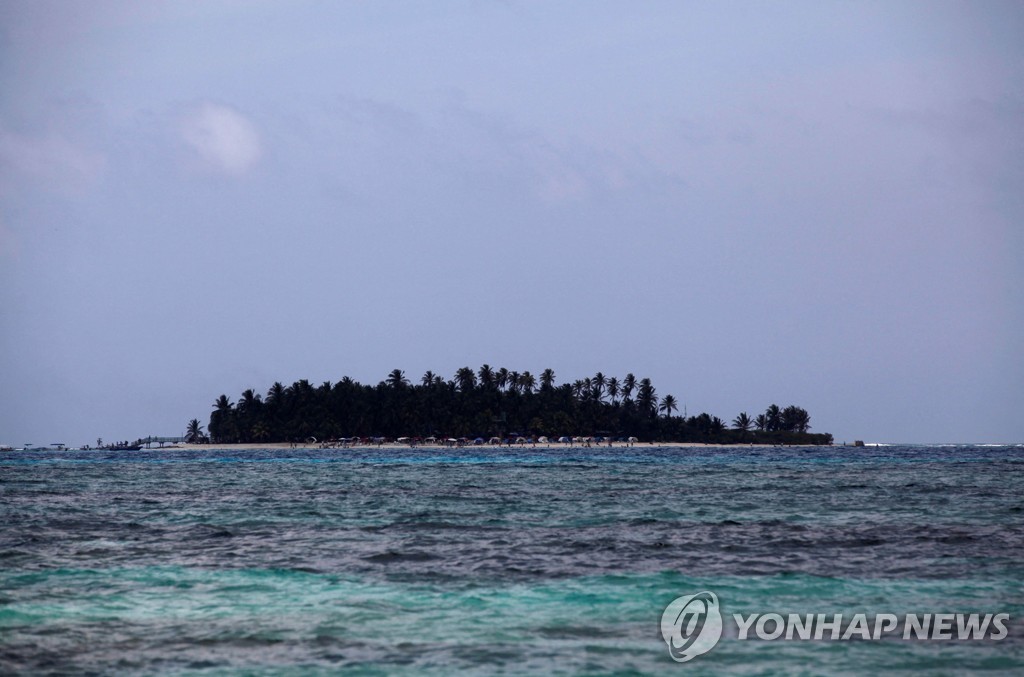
[126,440,842,452]
[0,442,833,452]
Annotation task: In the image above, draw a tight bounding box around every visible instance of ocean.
[2,444,1022,675]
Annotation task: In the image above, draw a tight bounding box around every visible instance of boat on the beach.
[103,443,143,451]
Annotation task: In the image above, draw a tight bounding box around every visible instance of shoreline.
[140,441,833,451]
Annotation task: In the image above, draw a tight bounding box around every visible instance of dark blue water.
[2,445,1022,674]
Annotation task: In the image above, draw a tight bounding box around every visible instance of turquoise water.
[2,445,1022,674]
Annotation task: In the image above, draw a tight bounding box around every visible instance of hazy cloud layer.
[180,103,262,175]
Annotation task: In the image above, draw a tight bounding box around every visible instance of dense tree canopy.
[201,367,832,445]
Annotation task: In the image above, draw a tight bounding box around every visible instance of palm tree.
[455,367,477,392]
[478,364,495,390]
[519,371,536,394]
[238,389,261,411]
[765,404,782,432]
[185,418,205,443]
[659,394,679,418]
[571,380,587,400]
[540,368,556,392]
[622,373,637,401]
[209,395,236,443]
[606,377,620,404]
[421,370,436,387]
[732,412,753,432]
[592,372,606,400]
[636,378,657,417]
[266,382,286,407]
[754,413,768,432]
[387,369,409,389]
[289,379,314,403]
[235,389,263,442]
[582,377,594,400]
[496,368,509,391]
[508,371,521,393]
[782,405,811,433]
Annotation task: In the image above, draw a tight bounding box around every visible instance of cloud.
[181,102,262,175]
[0,125,107,195]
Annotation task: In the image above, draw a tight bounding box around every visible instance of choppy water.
[2,445,1022,674]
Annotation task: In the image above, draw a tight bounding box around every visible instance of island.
[185,366,833,447]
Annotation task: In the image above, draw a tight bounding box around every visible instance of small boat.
[104,443,143,451]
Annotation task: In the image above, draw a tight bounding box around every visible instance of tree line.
[189,366,832,445]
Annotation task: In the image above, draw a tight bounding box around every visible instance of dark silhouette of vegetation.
[185,418,208,443]
[199,366,833,445]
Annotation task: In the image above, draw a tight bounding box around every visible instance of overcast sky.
[1,0,1021,445]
